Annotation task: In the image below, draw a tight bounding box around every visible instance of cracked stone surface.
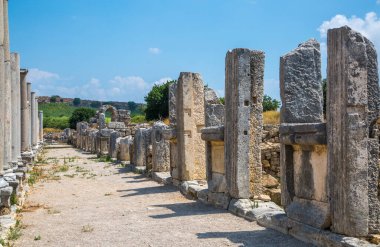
[15,146,311,247]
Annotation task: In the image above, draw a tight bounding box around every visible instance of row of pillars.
[0,0,43,174]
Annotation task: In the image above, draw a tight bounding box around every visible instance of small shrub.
[10,194,18,206]
[131,115,146,124]
[34,235,41,241]
[81,224,94,233]
[8,220,22,240]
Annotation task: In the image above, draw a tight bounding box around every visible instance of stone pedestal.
[225,49,264,199]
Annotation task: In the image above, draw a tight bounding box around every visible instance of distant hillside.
[38,96,146,116]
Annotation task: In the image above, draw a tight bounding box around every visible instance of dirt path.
[13,146,311,247]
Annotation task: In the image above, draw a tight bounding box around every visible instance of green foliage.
[127,101,138,112]
[69,108,96,129]
[73,98,81,106]
[43,116,70,129]
[90,101,101,108]
[10,193,18,205]
[263,95,280,112]
[50,95,60,103]
[219,97,225,105]
[131,115,146,124]
[39,103,77,117]
[145,80,174,121]
[105,117,111,124]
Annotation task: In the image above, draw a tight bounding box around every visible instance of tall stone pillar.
[3,0,10,170]
[327,26,380,237]
[176,72,206,181]
[38,111,43,142]
[20,71,29,153]
[35,97,39,145]
[26,83,32,150]
[225,49,264,199]
[31,92,36,147]
[10,53,20,163]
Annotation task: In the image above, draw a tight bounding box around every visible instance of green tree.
[263,95,280,112]
[90,101,101,108]
[50,95,59,103]
[144,80,174,121]
[69,108,96,129]
[73,98,81,106]
[219,97,225,105]
[127,101,138,112]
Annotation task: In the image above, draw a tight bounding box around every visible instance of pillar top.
[20,68,28,75]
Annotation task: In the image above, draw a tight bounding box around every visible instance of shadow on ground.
[150,201,226,219]
[197,230,313,247]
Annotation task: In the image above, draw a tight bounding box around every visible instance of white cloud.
[28,68,59,82]
[318,12,380,51]
[377,0,380,4]
[28,68,172,102]
[153,77,173,85]
[148,47,161,54]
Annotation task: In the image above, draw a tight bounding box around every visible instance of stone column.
[3,0,10,169]
[34,97,39,145]
[0,48,4,173]
[327,26,380,237]
[151,122,170,172]
[26,83,32,150]
[225,49,264,199]
[38,111,43,142]
[20,69,29,153]
[176,72,206,181]
[10,53,20,163]
[30,92,37,147]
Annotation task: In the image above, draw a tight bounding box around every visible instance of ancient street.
[14,146,309,247]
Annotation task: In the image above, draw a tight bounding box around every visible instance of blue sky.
[8,0,380,103]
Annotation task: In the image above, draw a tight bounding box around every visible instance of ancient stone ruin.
[64,25,380,247]
[0,0,44,234]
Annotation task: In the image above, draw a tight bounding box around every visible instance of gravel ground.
[14,146,312,247]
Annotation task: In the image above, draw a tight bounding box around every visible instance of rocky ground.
[12,146,311,247]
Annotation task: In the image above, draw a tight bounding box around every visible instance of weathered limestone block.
[202,88,226,194]
[98,113,106,130]
[133,128,152,169]
[225,49,264,199]
[108,122,125,129]
[327,26,380,237]
[117,136,133,162]
[280,39,323,123]
[98,129,112,156]
[151,122,170,172]
[109,131,121,159]
[280,39,329,230]
[176,72,206,181]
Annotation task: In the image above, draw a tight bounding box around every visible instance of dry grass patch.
[263,111,280,125]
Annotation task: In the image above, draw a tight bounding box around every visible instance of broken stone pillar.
[109,131,121,159]
[98,129,112,156]
[280,39,329,230]
[117,136,133,162]
[163,82,179,183]
[38,110,43,142]
[10,53,21,163]
[98,113,106,130]
[201,88,226,193]
[133,128,152,169]
[176,72,206,181]
[151,122,170,172]
[225,49,264,199]
[327,26,380,237]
